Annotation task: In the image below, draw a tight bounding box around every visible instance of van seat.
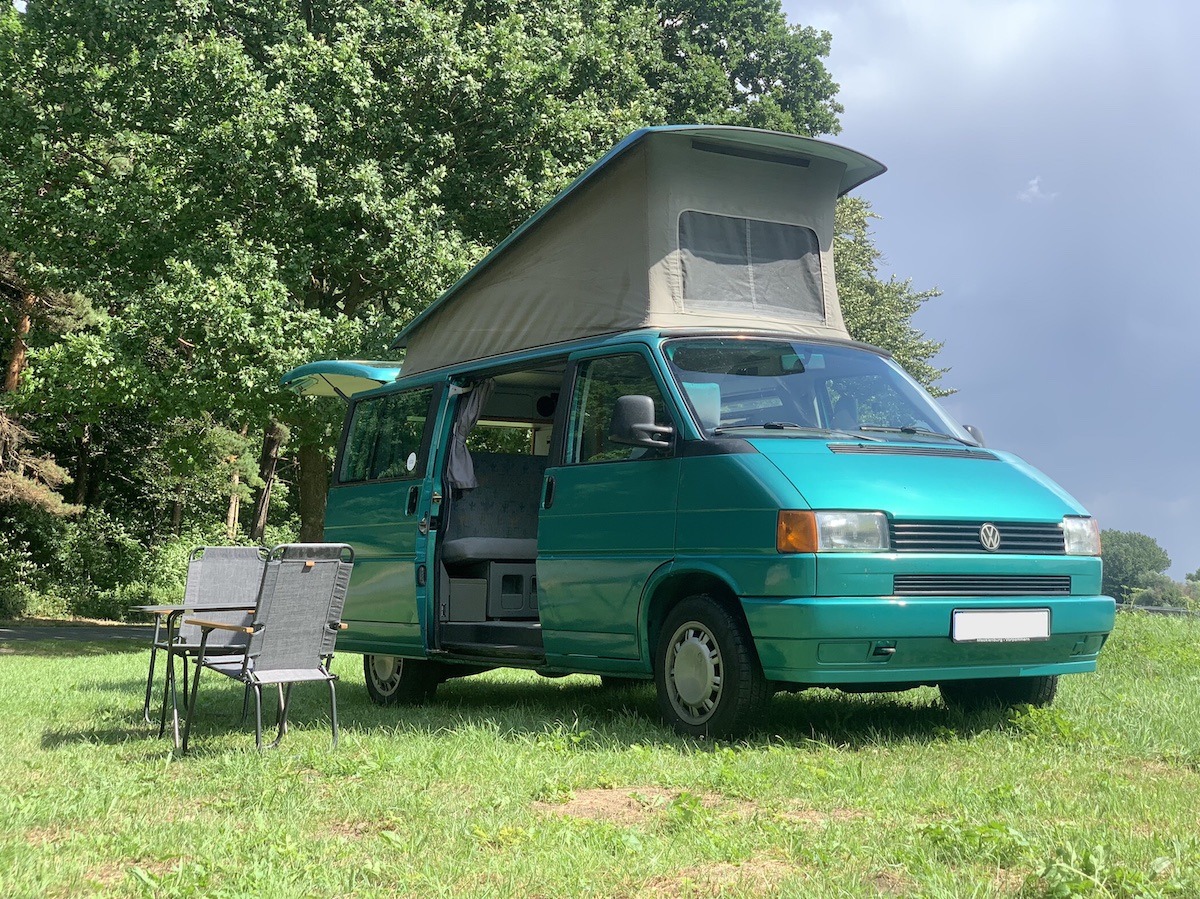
[442,537,537,564]
[440,452,548,564]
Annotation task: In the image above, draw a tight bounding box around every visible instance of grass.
[1,612,1198,898]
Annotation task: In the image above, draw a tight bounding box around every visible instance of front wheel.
[363,655,441,705]
[939,675,1058,712]
[654,595,770,738]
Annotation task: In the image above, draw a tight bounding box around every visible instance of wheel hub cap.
[669,625,722,721]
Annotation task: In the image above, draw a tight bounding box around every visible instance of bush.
[0,504,300,621]
[0,531,37,619]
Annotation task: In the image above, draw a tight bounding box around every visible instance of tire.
[363,654,441,705]
[654,595,770,738]
[939,675,1058,712]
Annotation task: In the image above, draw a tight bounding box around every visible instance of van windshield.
[662,338,973,443]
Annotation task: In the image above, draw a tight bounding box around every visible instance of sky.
[785,0,1200,579]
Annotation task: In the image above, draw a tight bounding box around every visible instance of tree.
[834,198,947,393]
[2,0,948,589]
[628,0,843,135]
[1100,529,1172,604]
[1,0,668,540]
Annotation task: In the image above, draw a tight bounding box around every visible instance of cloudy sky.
[784,0,1200,579]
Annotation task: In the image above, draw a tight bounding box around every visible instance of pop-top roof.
[389,125,886,375]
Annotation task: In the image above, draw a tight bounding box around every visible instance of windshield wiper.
[857,425,972,445]
[713,421,810,434]
[713,422,883,441]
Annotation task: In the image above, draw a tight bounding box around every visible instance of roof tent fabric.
[393,126,886,375]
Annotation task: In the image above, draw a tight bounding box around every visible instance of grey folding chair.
[143,546,269,741]
[180,543,354,752]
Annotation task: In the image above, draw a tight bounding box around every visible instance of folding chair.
[142,546,269,741]
[180,543,354,752]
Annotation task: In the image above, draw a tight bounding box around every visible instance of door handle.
[543,475,556,509]
[406,485,420,516]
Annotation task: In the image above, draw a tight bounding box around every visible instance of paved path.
[0,624,153,643]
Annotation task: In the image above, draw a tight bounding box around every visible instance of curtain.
[445,379,496,490]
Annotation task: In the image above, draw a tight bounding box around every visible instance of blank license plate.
[952,609,1050,643]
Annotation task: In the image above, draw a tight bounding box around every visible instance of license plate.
[952,609,1050,643]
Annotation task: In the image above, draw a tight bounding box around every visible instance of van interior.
[435,360,566,659]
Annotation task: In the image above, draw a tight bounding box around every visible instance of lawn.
[1,612,1197,898]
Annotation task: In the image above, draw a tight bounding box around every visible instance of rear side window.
[339,387,434,483]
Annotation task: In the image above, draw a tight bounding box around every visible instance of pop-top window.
[679,211,823,319]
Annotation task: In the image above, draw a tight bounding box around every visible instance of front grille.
[828,444,998,460]
[893,574,1071,597]
[890,520,1065,554]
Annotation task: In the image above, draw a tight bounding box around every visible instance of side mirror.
[610,395,674,448]
[963,424,986,447]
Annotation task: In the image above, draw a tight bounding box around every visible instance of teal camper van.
[283,126,1115,737]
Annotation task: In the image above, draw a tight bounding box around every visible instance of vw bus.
[283,126,1114,737]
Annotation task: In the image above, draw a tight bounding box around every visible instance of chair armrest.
[184,618,255,634]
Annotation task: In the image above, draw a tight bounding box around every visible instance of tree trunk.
[3,290,34,394]
[249,421,285,542]
[74,424,91,506]
[225,464,241,540]
[171,484,184,536]
[297,443,328,542]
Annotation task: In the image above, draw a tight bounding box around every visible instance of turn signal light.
[777,511,818,553]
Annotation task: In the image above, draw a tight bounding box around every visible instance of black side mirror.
[963,424,986,447]
[610,395,674,448]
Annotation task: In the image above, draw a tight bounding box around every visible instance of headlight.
[777,511,890,553]
[1063,516,1101,555]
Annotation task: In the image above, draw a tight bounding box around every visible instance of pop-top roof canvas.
[392,126,886,375]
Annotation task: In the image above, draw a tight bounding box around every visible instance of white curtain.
[446,379,496,490]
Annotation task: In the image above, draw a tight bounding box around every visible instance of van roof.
[391,126,885,376]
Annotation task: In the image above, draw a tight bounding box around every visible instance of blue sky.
[786,0,1200,579]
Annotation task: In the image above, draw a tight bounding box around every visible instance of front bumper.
[741,594,1115,686]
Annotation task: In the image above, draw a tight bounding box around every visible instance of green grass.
[2,612,1198,898]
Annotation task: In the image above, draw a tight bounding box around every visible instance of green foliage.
[627,0,843,135]
[0,529,37,618]
[1101,529,1172,604]
[921,818,1032,865]
[0,0,951,611]
[1030,844,1180,898]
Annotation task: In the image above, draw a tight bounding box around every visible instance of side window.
[567,354,673,464]
[339,387,434,483]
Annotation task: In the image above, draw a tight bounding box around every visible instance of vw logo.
[979,523,1002,552]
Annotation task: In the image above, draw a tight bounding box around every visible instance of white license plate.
[952,609,1050,643]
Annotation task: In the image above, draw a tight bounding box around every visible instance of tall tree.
[2,0,947,551]
[1,0,667,538]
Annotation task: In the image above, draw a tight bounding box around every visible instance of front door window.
[566,354,674,464]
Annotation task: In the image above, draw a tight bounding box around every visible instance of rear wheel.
[939,675,1058,712]
[363,655,441,705]
[654,595,769,738]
